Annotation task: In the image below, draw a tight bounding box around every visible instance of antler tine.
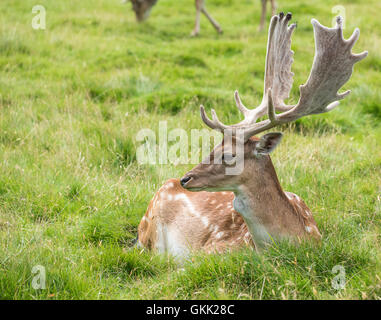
[263,12,296,111]
[228,89,279,140]
[200,105,229,133]
[286,16,367,116]
[234,90,250,117]
[200,12,297,135]
[242,89,280,140]
[240,15,368,139]
[200,14,367,141]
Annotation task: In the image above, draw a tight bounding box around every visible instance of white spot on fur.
[201,216,209,227]
[305,226,311,233]
[173,193,205,226]
[155,221,189,257]
[174,193,186,201]
[212,225,219,233]
[216,232,224,239]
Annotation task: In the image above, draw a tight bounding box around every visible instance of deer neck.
[232,160,300,247]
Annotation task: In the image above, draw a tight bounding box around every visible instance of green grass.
[0,0,380,299]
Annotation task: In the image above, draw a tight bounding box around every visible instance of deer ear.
[254,132,283,155]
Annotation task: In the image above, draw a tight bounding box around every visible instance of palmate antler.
[200,13,368,141]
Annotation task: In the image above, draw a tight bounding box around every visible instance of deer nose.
[180,176,192,187]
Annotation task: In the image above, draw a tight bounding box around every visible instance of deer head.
[127,0,158,22]
[180,133,283,191]
[180,13,367,193]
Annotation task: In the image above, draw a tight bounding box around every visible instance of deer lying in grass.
[124,0,277,35]
[137,13,367,257]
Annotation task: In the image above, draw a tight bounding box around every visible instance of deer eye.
[222,153,236,165]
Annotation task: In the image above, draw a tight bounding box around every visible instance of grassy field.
[0,0,380,299]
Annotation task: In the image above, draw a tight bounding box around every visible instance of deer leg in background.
[191,0,203,36]
[201,2,223,34]
[270,0,277,16]
[259,0,267,31]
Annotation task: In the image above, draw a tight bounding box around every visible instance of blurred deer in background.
[123,0,221,36]
[136,13,367,257]
[260,0,277,31]
[123,0,277,35]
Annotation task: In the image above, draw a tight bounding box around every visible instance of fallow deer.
[124,0,277,36]
[137,13,367,257]
[123,0,221,36]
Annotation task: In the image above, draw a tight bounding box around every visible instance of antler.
[200,13,368,141]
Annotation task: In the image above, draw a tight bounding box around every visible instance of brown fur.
[138,179,253,253]
[138,135,321,254]
[181,135,322,248]
[285,192,322,240]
